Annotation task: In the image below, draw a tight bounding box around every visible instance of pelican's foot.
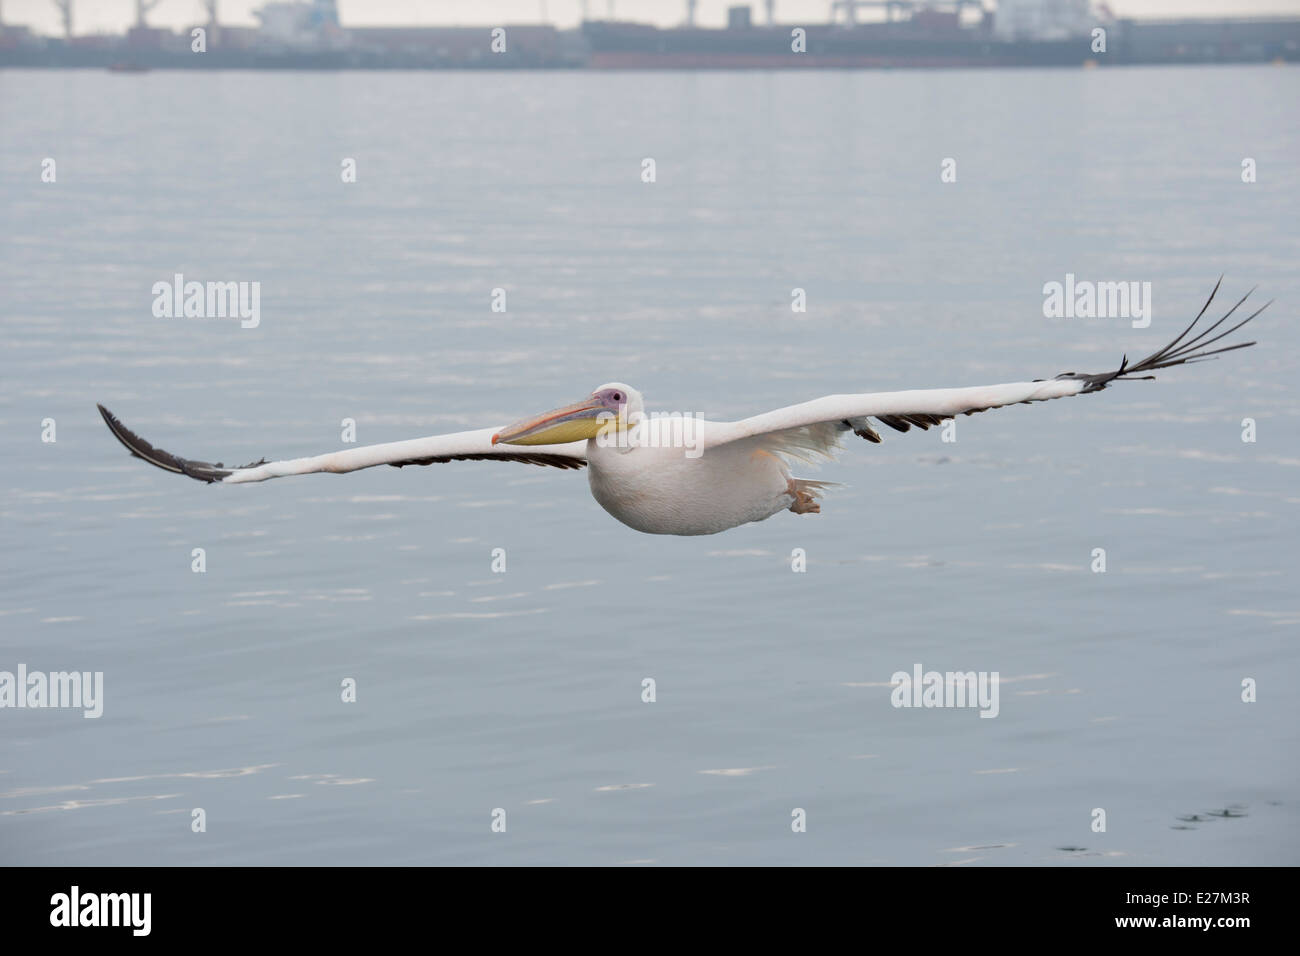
[787,480,821,515]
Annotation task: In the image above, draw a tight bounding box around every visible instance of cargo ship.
[583,12,1089,70]
[581,3,1300,70]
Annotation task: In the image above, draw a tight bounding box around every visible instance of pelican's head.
[492,383,643,446]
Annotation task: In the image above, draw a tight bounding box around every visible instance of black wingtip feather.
[97,404,233,483]
[1057,280,1263,394]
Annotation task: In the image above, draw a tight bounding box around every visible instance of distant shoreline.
[4,15,1299,72]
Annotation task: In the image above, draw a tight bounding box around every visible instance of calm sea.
[1,66,1297,865]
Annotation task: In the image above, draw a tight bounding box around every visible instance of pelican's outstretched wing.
[705,280,1264,461]
[97,405,586,484]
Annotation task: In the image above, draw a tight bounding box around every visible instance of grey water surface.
[1,66,1297,865]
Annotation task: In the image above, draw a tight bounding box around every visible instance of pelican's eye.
[611,391,624,403]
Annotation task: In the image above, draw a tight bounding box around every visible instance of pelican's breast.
[585,425,792,535]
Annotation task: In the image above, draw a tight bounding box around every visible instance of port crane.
[49,0,72,38]
[133,0,163,29]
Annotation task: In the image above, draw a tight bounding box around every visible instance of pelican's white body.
[586,424,794,535]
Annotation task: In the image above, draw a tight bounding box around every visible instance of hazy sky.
[5,0,1299,36]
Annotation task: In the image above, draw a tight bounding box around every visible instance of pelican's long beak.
[492,396,613,446]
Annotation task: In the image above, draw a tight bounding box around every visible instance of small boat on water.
[107,62,150,73]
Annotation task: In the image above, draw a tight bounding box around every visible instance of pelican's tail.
[792,478,839,498]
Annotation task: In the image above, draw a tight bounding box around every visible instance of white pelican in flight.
[99,281,1262,536]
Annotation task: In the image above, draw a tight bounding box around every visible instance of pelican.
[98,281,1263,536]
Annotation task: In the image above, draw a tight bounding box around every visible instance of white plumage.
[97,281,1262,536]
